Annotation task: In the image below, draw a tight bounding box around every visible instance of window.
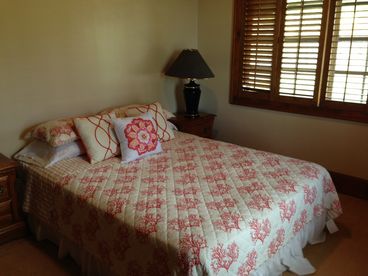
[230,0,368,123]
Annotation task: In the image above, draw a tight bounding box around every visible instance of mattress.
[22,131,342,275]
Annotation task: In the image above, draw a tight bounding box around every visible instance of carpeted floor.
[0,194,367,275]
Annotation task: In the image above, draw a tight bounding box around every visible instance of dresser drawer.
[181,124,209,138]
[0,154,26,244]
[170,113,215,139]
[182,119,214,138]
[0,175,10,202]
[0,201,13,228]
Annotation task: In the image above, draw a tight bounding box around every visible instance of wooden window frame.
[230,0,368,124]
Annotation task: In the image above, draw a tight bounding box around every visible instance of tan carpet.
[0,194,367,276]
[285,193,368,275]
[0,238,80,275]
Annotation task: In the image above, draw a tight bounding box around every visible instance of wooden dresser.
[169,113,216,139]
[0,154,26,244]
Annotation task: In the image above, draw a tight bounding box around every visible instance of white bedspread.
[23,131,342,275]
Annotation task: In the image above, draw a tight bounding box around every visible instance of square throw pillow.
[123,102,175,142]
[26,119,79,147]
[113,113,162,163]
[74,113,120,164]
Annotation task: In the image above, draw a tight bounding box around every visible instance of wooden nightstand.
[0,154,26,244]
[169,113,216,138]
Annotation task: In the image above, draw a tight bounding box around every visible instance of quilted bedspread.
[23,131,342,275]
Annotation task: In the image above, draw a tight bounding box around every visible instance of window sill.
[230,95,368,124]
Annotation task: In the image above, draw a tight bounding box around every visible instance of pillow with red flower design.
[113,113,162,163]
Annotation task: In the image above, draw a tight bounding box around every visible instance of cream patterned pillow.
[124,102,175,142]
[74,113,119,164]
[100,103,175,120]
[100,104,138,118]
[26,119,78,147]
[113,113,162,163]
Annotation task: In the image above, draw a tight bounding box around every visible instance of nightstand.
[0,154,26,244]
[169,113,216,138]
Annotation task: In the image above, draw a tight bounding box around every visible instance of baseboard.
[329,171,368,200]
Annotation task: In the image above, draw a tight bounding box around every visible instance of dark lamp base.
[184,80,201,117]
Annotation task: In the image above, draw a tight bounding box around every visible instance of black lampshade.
[165,49,214,79]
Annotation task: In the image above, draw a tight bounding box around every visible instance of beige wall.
[1,0,367,180]
[198,0,368,180]
[0,0,197,157]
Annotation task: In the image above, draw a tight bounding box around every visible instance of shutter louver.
[325,0,368,104]
[231,0,368,123]
[241,0,277,93]
[279,0,324,99]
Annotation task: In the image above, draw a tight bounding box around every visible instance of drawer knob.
[0,186,4,195]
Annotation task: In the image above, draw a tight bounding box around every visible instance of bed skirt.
[253,211,338,276]
[27,211,338,276]
[28,215,112,275]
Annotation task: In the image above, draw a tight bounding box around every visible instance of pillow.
[99,104,137,118]
[163,109,176,119]
[26,119,78,147]
[14,140,85,168]
[167,121,178,131]
[113,113,162,163]
[74,113,120,164]
[124,102,175,142]
[100,104,175,120]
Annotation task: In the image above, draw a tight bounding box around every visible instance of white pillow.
[14,140,85,167]
[163,109,176,119]
[167,121,178,131]
[113,113,162,163]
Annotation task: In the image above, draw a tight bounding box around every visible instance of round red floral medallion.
[124,118,158,155]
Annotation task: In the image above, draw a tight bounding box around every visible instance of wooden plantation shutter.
[278,0,325,99]
[324,0,368,105]
[230,0,368,123]
[241,0,277,93]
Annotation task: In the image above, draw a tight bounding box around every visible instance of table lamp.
[165,49,214,117]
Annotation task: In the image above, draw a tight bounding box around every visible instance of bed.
[21,131,342,275]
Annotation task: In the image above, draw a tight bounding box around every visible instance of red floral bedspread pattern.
[23,132,342,275]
